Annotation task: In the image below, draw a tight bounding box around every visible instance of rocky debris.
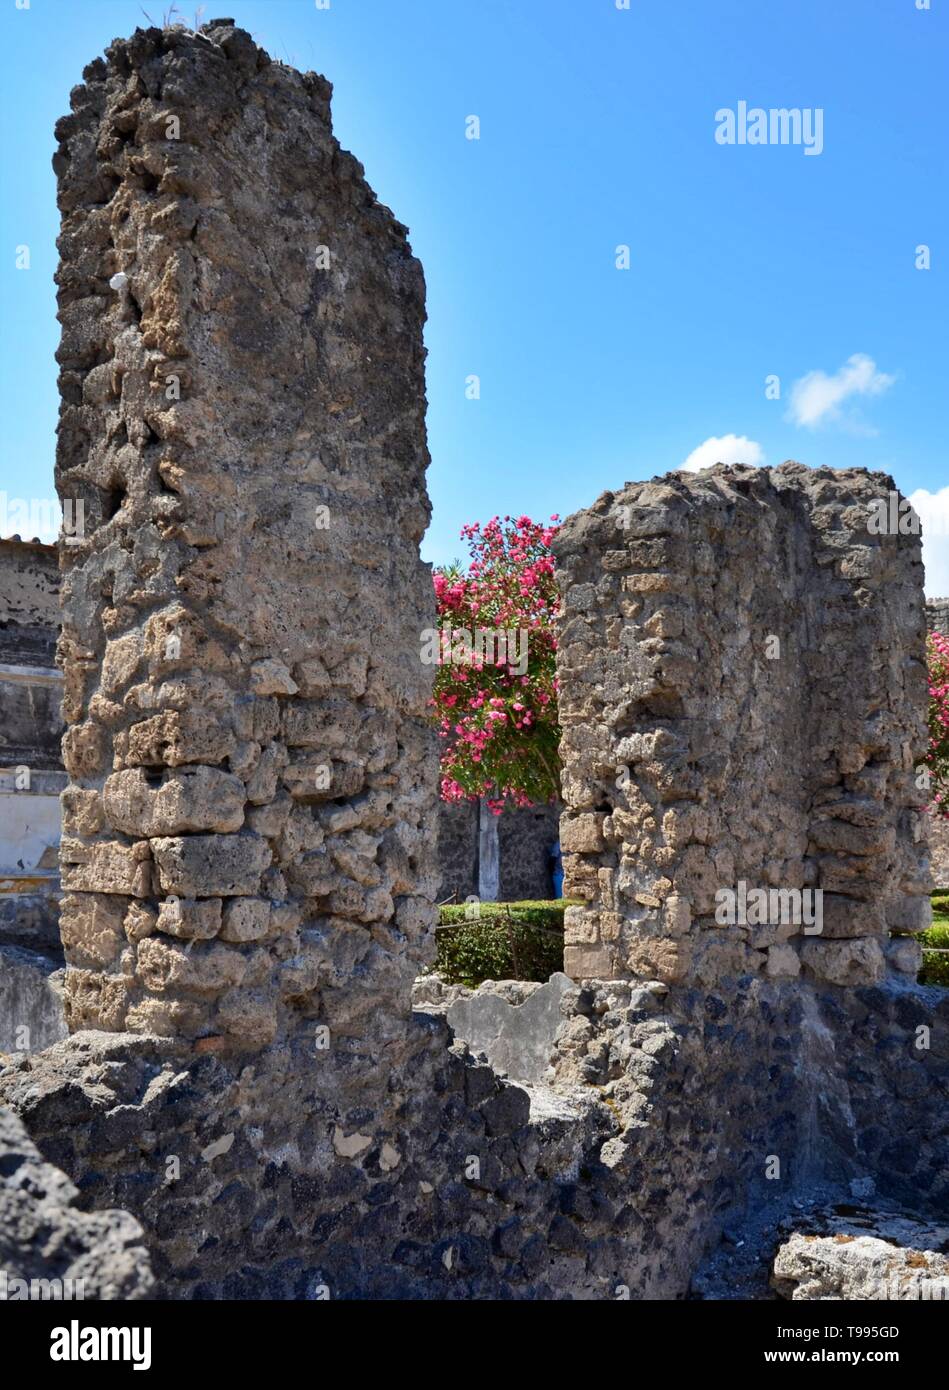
[772,1212,949,1300]
[0,1105,153,1300]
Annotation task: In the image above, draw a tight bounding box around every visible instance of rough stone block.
[61,839,151,898]
[156,896,223,940]
[800,937,887,987]
[150,834,272,897]
[103,767,246,836]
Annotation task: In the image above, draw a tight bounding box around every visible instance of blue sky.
[2,0,947,590]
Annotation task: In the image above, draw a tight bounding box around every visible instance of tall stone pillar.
[554,464,931,987]
[53,20,437,1047]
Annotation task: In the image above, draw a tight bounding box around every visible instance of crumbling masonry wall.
[554,465,932,987]
[926,601,949,888]
[52,20,437,1048]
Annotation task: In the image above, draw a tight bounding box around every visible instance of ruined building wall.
[52,20,437,1048]
[929,818,949,891]
[926,599,949,888]
[554,465,932,987]
[0,538,63,774]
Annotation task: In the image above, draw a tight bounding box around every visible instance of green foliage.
[917,893,949,986]
[432,900,570,987]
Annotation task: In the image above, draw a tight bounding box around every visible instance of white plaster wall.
[0,784,62,875]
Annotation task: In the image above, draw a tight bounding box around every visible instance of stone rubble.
[772,1212,949,1301]
[0,1105,153,1300]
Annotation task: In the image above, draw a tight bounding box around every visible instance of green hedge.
[920,892,949,986]
[432,894,949,989]
[432,900,569,988]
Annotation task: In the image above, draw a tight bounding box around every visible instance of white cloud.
[909,486,949,598]
[681,434,764,472]
[786,353,894,429]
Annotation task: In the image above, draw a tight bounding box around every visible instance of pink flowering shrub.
[432,515,561,810]
[928,630,949,818]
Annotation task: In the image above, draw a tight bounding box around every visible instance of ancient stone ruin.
[0,21,946,1302]
[555,466,932,985]
[51,17,435,1050]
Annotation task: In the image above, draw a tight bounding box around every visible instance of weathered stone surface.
[103,766,245,835]
[155,895,222,939]
[0,1105,153,1300]
[0,539,63,771]
[927,813,949,891]
[801,937,887,987]
[553,464,930,986]
[60,838,151,897]
[773,1220,949,1300]
[442,972,577,1084]
[4,965,943,1300]
[0,946,67,1052]
[53,18,436,1046]
[150,834,271,898]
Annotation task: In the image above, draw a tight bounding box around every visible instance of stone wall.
[925,600,949,888]
[500,803,560,901]
[0,539,65,875]
[927,598,949,637]
[929,816,949,891]
[52,19,436,1047]
[0,1105,153,1300]
[553,464,931,985]
[0,537,60,682]
[436,800,479,901]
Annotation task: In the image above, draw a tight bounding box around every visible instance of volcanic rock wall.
[553,465,932,986]
[0,1105,152,1300]
[52,19,436,1048]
